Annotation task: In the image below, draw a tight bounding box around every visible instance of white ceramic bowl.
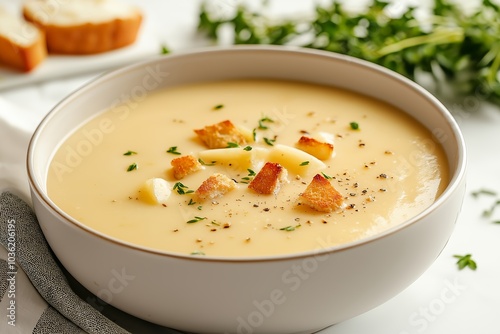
[27,46,466,334]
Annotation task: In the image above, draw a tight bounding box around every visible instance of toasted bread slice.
[23,0,142,54]
[0,7,46,72]
[248,162,288,195]
[195,173,237,201]
[299,174,344,212]
[296,136,334,160]
[171,155,203,180]
[194,120,247,149]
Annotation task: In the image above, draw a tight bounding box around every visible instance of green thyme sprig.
[173,182,194,195]
[198,0,500,104]
[454,254,477,271]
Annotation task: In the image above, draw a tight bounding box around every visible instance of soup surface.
[48,79,448,257]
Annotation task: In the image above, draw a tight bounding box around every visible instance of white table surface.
[1,1,499,333]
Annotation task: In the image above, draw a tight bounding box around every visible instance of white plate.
[0,13,160,91]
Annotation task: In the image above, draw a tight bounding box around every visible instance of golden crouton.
[194,120,247,149]
[195,173,237,201]
[248,162,288,195]
[295,136,334,160]
[299,174,344,212]
[170,155,203,180]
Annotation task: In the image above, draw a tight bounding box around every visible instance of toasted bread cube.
[248,162,289,195]
[194,120,247,149]
[140,178,171,205]
[195,173,237,201]
[171,155,203,180]
[296,136,334,160]
[299,174,344,212]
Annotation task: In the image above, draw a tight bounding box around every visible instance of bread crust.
[195,173,237,201]
[248,162,288,195]
[22,5,142,54]
[0,31,46,71]
[296,136,334,160]
[171,155,203,180]
[194,120,247,149]
[300,174,344,212]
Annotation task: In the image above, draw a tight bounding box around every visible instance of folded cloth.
[0,191,131,334]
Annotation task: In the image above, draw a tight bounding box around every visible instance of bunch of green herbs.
[198,0,500,104]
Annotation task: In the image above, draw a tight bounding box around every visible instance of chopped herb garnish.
[198,158,216,166]
[300,161,309,166]
[453,254,477,271]
[263,137,276,146]
[166,146,181,155]
[160,44,170,54]
[173,182,194,195]
[123,150,137,156]
[191,251,205,256]
[471,189,497,198]
[187,216,207,224]
[258,117,274,130]
[252,128,257,141]
[243,146,252,151]
[127,163,138,172]
[280,225,301,232]
[212,104,224,110]
[482,199,500,217]
[240,168,257,184]
[197,205,203,210]
[321,172,333,179]
[188,199,196,206]
[227,142,240,148]
[350,122,359,130]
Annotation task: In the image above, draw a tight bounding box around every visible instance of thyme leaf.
[173,182,194,195]
[263,137,276,146]
[127,163,138,172]
[198,158,216,166]
[453,254,477,271]
[187,216,207,224]
[167,146,181,155]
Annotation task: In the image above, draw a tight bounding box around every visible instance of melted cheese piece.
[47,79,449,257]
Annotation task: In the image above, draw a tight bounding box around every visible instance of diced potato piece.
[195,173,237,201]
[248,162,288,195]
[299,174,344,212]
[194,120,247,149]
[198,147,269,170]
[296,136,334,160]
[140,178,171,205]
[267,144,326,176]
[171,155,203,180]
[237,125,255,143]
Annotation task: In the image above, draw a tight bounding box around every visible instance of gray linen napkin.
[0,191,132,334]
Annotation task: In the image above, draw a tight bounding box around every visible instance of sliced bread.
[23,0,143,55]
[0,7,46,72]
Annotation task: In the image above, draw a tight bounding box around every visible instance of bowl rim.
[26,45,467,263]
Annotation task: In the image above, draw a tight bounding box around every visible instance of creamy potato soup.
[48,79,449,257]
